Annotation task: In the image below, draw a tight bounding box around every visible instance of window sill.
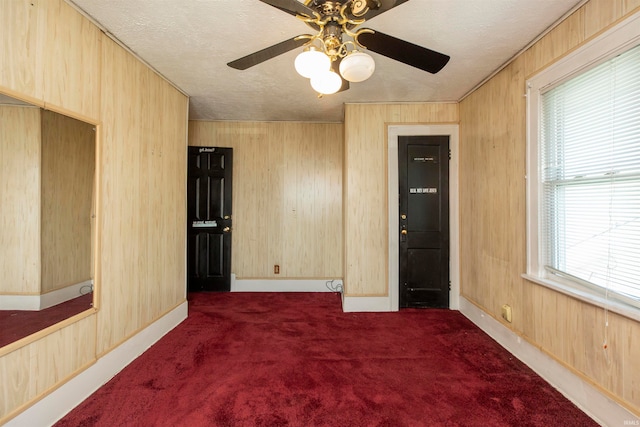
[521,273,640,323]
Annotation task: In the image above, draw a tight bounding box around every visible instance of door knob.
[224,215,231,220]
[223,227,231,232]
[401,229,407,235]
[401,214,407,220]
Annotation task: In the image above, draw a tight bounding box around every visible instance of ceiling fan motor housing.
[323,22,343,56]
[309,0,380,17]
[316,1,342,15]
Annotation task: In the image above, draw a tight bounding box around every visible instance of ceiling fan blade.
[259,0,316,18]
[227,37,309,70]
[357,31,450,74]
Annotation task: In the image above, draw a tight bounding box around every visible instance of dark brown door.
[398,136,449,308]
[187,147,232,292]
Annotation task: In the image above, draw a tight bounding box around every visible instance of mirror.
[0,92,96,349]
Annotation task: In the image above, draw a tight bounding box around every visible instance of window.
[526,12,640,315]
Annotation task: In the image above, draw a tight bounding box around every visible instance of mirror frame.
[0,87,100,357]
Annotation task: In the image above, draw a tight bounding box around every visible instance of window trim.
[525,11,640,322]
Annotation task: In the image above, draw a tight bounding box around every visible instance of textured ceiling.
[68,0,584,122]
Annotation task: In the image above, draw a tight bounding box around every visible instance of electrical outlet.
[501,304,512,323]
[274,264,280,274]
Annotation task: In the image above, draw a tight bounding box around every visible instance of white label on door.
[410,188,438,194]
[192,220,217,227]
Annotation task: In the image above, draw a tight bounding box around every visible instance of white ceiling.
[68,0,583,122]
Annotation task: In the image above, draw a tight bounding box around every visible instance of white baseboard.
[0,280,93,310]
[5,301,188,427]
[40,280,93,309]
[459,296,638,427]
[231,277,342,293]
[341,295,393,312]
[340,294,463,313]
[0,294,41,310]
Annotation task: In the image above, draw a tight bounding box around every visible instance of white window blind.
[540,43,640,304]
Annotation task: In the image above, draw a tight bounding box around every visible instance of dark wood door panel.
[187,147,232,292]
[399,136,449,308]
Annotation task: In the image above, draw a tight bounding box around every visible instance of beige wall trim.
[231,276,343,293]
[0,280,92,310]
[387,124,460,311]
[5,301,188,427]
[459,296,637,426]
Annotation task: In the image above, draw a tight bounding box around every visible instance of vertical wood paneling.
[0,106,41,294]
[30,316,96,397]
[0,315,96,422]
[584,0,623,38]
[0,346,30,417]
[282,124,298,275]
[459,59,527,326]
[344,104,388,296]
[320,124,344,276]
[161,83,188,308]
[0,0,43,101]
[137,67,153,327]
[97,37,187,354]
[41,110,95,293]
[623,0,640,12]
[188,121,343,280]
[97,37,143,350]
[523,10,584,76]
[459,1,640,414]
[620,314,640,407]
[268,124,285,275]
[343,103,459,296]
[42,0,101,120]
[142,74,187,321]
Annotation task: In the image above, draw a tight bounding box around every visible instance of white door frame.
[388,124,460,311]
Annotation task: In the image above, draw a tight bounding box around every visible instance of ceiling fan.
[227,0,450,95]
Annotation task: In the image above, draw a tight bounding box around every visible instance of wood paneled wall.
[96,36,187,354]
[0,0,188,422]
[41,110,95,293]
[0,314,96,419]
[189,121,343,280]
[0,106,41,295]
[0,1,43,103]
[343,103,459,296]
[459,1,640,414]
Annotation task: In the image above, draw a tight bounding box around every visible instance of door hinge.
[448,281,452,290]
[448,149,452,160]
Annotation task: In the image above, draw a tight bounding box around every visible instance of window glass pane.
[540,43,640,302]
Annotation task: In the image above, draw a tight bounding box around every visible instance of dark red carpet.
[56,292,596,426]
[0,293,93,348]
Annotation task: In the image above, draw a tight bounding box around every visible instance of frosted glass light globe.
[310,70,342,95]
[339,51,375,82]
[295,48,331,78]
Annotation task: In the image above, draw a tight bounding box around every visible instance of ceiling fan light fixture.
[310,70,342,95]
[339,51,375,83]
[295,47,331,78]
